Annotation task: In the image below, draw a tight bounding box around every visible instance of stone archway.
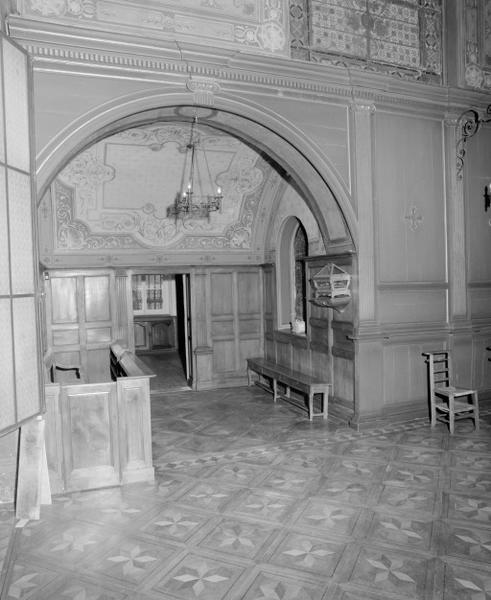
[35,93,357,254]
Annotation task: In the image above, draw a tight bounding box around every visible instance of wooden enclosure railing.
[44,344,155,494]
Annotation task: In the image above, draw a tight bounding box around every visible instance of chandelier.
[167,115,223,220]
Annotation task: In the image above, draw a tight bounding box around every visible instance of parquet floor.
[1,386,490,599]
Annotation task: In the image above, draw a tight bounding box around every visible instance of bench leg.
[247,366,252,386]
[308,392,313,421]
[322,390,328,421]
[273,378,278,402]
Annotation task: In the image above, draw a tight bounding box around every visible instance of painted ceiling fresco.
[51,121,279,253]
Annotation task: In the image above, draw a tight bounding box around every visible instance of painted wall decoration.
[463,0,491,90]
[290,0,442,82]
[51,122,270,253]
[19,0,289,55]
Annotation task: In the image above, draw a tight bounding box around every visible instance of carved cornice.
[8,15,490,115]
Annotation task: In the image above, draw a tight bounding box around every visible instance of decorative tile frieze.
[463,0,491,90]
[290,0,443,83]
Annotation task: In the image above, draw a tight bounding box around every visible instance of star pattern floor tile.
[1,386,491,599]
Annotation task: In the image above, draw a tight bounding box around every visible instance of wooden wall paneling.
[86,327,112,344]
[60,382,119,491]
[211,271,237,375]
[311,348,330,382]
[382,342,428,408]
[378,287,447,324]
[47,271,114,383]
[472,332,491,391]
[332,354,355,421]
[263,265,276,335]
[52,327,79,347]
[114,270,132,350]
[239,339,262,369]
[237,269,263,374]
[212,340,236,373]
[50,276,78,323]
[116,377,154,484]
[211,272,234,316]
[83,273,114,382]
[191,270,213,388]
[469,285,491,319]
[263,265,276,362]
[290,336,310,374]
[237,270,261,314]
[211,319,235,338]
[275,337,292,368]
[192,271,210,348]
[84,275,111,321]
[375,113,446,286]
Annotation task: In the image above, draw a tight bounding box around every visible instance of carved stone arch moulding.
[36,93,357,262]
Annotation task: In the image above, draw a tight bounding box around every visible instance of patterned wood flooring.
[1,386,490,599]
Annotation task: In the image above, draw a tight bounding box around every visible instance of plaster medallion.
[404,206,423,232]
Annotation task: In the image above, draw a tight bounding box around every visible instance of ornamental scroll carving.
[456,104,491,179]
[52,123,267,253]
[22,0,289,56]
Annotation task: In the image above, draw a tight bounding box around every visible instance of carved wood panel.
[46,270,115,382]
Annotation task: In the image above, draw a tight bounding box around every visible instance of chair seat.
[435,385,476,398]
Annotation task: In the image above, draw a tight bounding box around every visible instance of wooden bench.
[246,357,330,421]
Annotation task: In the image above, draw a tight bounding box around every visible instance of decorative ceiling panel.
[51,122,276,253]
[19,0,289,56]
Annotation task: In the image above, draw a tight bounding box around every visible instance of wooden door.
[0,33,43,436]
[176,274,193,385]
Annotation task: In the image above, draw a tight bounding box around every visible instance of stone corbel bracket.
[186,76,221,106]
[456,103,491,179]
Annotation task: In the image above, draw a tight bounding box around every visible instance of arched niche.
[35,93,357,255]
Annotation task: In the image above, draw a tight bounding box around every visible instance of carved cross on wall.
[404,206,423,231]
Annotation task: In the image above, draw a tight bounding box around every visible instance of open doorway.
[131,272,192,392]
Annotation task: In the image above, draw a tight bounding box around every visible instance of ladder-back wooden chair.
[422,351,479,434]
